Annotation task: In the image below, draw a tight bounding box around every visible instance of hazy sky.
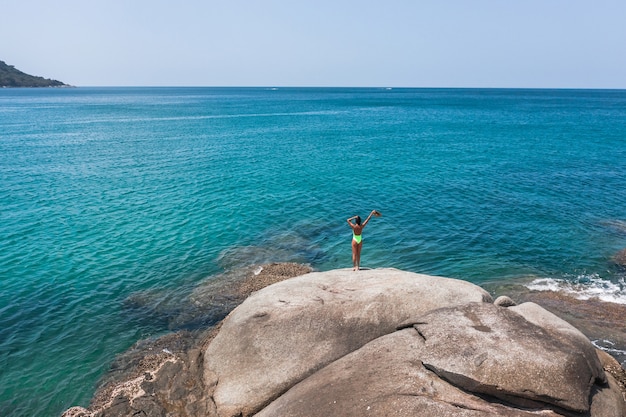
[2,0,625,88]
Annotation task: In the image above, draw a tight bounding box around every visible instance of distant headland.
[0,60,69,87]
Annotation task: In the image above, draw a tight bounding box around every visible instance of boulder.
[203,268,492,417]
[256,328,564,417]
[412,302,605,412]
[594,349,626,416]
[590,373,626,417]
[494,295,517,307]
[257,301,622,416]
[510,301,606,382]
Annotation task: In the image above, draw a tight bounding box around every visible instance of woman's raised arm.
[361,210,377,227]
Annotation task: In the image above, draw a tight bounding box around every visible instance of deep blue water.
[1,87,626,416]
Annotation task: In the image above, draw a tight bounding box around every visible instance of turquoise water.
[1,87,626,416]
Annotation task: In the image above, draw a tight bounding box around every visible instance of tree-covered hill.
[0,60,68,87]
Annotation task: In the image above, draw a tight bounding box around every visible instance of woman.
[347,210,380,271]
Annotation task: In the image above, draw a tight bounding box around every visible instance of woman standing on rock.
[347,210,381,271]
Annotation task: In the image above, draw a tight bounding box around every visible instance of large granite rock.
[63,267,626,417]
[410,302,605,412]
[204,268,492,416]
[256,329,565,417]
[205,268,624,417]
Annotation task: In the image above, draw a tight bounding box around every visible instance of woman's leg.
[351,240,359,270]
[355,242,363,270]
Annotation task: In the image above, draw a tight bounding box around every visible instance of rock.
[494,295,517,307]
[63,267,626,417]
[412,302,605,413]
[256,328,564,417]
[122,262,314,331]
[510,301,606,382]
[602,219,626,235]
[596,349,626,405]
[63,263,311,417]
[613,248,626,268]
[506,289,626,367]
[590,373,626,417]
[257,301,622,416]
[204,268,493,417]
[61,407,91,417]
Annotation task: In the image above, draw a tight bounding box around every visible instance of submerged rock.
[121,262,314,331]
[64,263,311,417]
[614,248,626,268]
[602,219,626,236]
[63,267,626,417]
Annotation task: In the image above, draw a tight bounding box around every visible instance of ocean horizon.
[1,86,626,416]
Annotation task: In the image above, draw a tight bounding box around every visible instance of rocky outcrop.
[63,267,626,417]
[257,329,564,417]
[204,268,492,416]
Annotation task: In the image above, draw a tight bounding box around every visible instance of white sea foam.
[592,340,626,364]
[524,275,626,305]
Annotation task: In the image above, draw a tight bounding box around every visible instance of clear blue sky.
[2,0,625,88]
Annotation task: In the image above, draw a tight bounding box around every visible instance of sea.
[1,87,626,416]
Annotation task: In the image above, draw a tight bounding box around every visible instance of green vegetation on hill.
[0,60,67,87]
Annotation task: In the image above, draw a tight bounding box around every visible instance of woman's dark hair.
[356,216,362,225]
